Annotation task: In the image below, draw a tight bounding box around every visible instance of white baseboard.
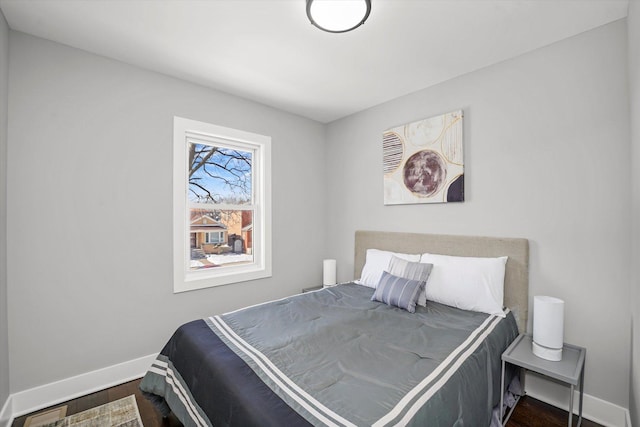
[2,353,157,427]
[0,394,12,427]
[525,372,632,427]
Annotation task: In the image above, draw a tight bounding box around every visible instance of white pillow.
[418,253,508,317]
[355,249,420,288]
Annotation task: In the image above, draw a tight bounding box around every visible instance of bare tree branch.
[188,143,252,204]
[189,146,218,178]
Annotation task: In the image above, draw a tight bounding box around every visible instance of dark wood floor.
[505,396,602,427]
[12,378,602,427]
[11,378,181,427]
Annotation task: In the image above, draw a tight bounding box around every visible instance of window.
[173,117,271,292]
[204,231,225,244]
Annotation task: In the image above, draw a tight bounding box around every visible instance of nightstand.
[500,334,586,427]
[301,285,322,293]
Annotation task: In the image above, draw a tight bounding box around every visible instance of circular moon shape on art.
[383,132,404,174]
[404,115,445,146]
[403,150,447,197]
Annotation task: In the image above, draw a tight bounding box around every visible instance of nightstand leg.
[500,360,505,423]
[578,360,584,427]
[569,384,574,427]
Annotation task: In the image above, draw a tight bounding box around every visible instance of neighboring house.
[190,212,251,254]
[241,224,252,254]
[190,214,228,253]
[241,210,253,254]
[194,210,253,255]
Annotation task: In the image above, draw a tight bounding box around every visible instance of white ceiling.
[0,0,629,123]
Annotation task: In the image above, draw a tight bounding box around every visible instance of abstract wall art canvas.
[383,110,464,205]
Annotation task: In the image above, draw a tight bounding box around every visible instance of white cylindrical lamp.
[532,295,565,361]
[323,259,337,287]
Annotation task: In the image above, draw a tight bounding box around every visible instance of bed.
[140,231,529,427]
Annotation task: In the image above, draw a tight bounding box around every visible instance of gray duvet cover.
[141,283,519,427]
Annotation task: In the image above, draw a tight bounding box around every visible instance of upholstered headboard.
[354,230,529,333]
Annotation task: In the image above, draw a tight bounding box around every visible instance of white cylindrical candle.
[532,295,565,361]
[323,259,337,287]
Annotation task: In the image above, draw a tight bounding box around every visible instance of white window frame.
[173,116,272,293]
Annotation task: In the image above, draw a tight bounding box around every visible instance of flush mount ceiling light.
[306,0,372,33]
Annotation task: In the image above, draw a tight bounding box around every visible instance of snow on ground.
[190,253,253,269]
[191,254,253,268]
[190,261,203,268]
[207,253,253,265]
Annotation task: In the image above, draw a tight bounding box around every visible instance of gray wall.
[325,20,631,408]
[629,0,640,425]
[6,32,326,392]
[2,10,636,417]
[0,8,10,415]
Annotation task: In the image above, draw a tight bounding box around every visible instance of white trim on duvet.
[210,315,356,427]
[0,346,631,427]
[148,358,208,427]
[374,312,505,426]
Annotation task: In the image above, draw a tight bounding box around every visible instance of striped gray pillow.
[388,255,433,282]
[371,271,426,313]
